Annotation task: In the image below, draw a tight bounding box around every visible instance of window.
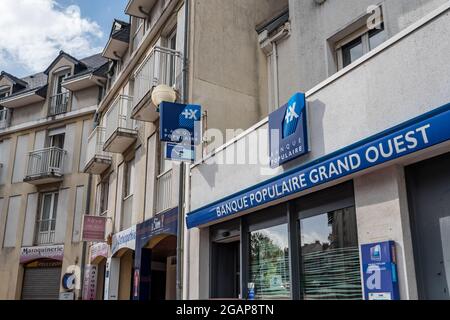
[99,180,109,216]
[299,207,362,300]
[36,192,59,245]
[336,22,387,70]
[166,29,177,87]
[47,128,65,149]
[159,142,172,175]
[124,159,134,198]
[53,72,70,96]
[249,223,291,300]
[0,88,9,99]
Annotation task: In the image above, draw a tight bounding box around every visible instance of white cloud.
[0,0,104,74]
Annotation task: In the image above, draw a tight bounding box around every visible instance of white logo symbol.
[285,102,299,124]
[366,265,381,290]
[182,109,198,120]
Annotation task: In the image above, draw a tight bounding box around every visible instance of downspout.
[79,173,93,300]
[272,42,279,109]
[177,0,190,301]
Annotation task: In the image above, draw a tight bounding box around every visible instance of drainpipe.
[176,0,190,301]
[79,173,93,300]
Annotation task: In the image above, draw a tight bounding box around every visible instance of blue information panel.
[165,142,195,162]
[160,101,202,145]
[269,93,309,168]
[361,241,400,300]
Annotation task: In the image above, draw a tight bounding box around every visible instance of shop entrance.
[117,249,135,300]
[210,221,241,299]
[406,152,450,300]
[148,235,177,300]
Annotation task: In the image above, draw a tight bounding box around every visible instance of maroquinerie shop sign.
[20,245,64,264]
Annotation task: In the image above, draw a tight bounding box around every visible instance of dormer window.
[0,87,10,99]
[49,70,71,116]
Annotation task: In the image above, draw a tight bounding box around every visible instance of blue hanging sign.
[361,241,400,300]
[269,93,309,168]
[165,142,195,162]
[160,101,202,145]
[187,102,450,229]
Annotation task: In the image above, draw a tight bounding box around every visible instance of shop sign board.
[269,92,309,168]
[133,207,178,300]
[187,102,450,229]
[82,215,107,242]
[111,225,136,256]
[82,265,98,301]
[361,241,400,300]
[90,242,109,263]
[20,245,64,264]
[160,101,202,145]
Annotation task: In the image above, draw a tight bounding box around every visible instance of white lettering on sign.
[213,124,432,219]
[366,265,382,290]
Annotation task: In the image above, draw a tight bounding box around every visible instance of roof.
[0,71,28,88]
[110,19,131,43]
[0,51,105,101]
[256,8,289,34]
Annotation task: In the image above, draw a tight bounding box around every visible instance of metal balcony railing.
[0,108,11,130]
[156,169,174,214]
[133,46,183,108]
[49,92,70,116]
[104,95,135,142]
[35,219,56,245]
[86,126,110,165]
[26,147,67,179]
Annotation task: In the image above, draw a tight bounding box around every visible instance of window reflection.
[342,38,363,68]
[300,207,362,300]
[249,224,290,300]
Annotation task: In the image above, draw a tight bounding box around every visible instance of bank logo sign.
[269,93,309,168]
[160,101,202,145]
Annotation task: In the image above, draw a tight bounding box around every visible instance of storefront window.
[299,207,362,300]
[249,224,290,300]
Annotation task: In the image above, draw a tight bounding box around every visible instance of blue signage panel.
[160,101,201,145]
[269,93,309,168]
[187,102,450,229]
[361,241,400,300]
[165,142,195,162]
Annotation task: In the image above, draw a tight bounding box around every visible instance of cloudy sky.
[0,0,129,77]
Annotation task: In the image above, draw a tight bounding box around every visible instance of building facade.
[185,0,450,301]
[0,51,108,299]
[2,0,450,301]
[82,0,286,301]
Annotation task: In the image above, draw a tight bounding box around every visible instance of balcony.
[84,126,112,175]
[131,46,183,122]
[104,95,137,154]
[156,169,176,214]
[0,108,11,130]
[125,0,157,19]
[48,92,70,116]
[24,147,67,185]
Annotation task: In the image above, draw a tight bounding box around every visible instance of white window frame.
[35,192,59,245]
[335,20,386,70]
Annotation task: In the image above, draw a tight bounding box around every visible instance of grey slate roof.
[0,52,106,101]
[111,19,131,43]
